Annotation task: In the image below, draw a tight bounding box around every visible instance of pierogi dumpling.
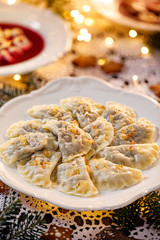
[113,118,157,145]
[103,101,136,130]
[27,104,74,123]
[97,143,159,170]
[88,158,143,190]
[0,133,54,165]
[17,149,61,187]
[52,156,98,197]
[60,96,105,128]
[5,119,51,138]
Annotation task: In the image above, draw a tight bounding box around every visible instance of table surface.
[0,0,160,239]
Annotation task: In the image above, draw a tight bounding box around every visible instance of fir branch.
[145,33,160,51]
[111,191,160,236]
[141,191,160,230]
[0,198,47,240]
[45,0,55,8]
[0,198,22,240]
[49,0,71,18]
[111,198,144,236]
[8,211,47,240]
[0,197,22,222]
[0,99,6,107]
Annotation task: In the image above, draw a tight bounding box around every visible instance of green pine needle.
[111,198,144,235]
[111,191,160,235]
[0,191,160,239]
[0,198,47,240]
[141,191,160,230]
[145,33,160,51]
[48,0,70,18]
[0,197,22,222]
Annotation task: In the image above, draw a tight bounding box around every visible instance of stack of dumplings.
[0,96,159,198]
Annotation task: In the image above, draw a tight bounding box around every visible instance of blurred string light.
[70,7,93,41]
[105,37,114,46]
[7,0,16,5]
[85,18,94,26]
[80,28,88,35]
[83,32,91,42]
[70,10,84,24]
[129,29,137,38]
[97,58,106,65]
[13,74,21,81]
[106,0,114,3]
[77,34,84,41]
[141,46,149,55]
[132,75,138,86]
[74,14,84,24]
[83,5,91,12]
[70,10,79,17]
[77,28,91,42]
[63,11,71,20]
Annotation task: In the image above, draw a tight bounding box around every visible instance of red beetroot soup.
[0,23,45,66]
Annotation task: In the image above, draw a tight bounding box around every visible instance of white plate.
[0,3,71,76]
[0,76,160,211]
[90,0,160,32]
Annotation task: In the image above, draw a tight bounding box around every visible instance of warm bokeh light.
[74,14,84,24]
[132,75,138,81]
[7,0,16,5]
[97,58,106,65]
[77,28,91,42]
[77,34,84,41]
[85,18,94,26]
[84,32,91,42]
[141,46,149,55]
[70,9,79,18]
[132,75,138,86]
[105,37,114,46]
[13,74,21,81]
[83,5,91,12]
[129,30,137,38]
[105,0,114,4]
[80,28,88,35]
[63,11,71,20]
